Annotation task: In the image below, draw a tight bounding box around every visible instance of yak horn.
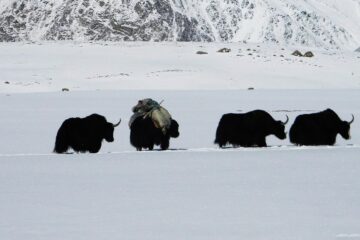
[349,114,355,124]
[113,118,121,127]
[282,115,289,125]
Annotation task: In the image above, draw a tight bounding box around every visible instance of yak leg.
[216,138,227,148]
[89,142,102,153]
[257,138,267,147]
[218,141,227,148]
[136,147,142,151]
[160,139,170,150]
[54,143,69,153]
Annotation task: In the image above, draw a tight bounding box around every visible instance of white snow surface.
[1,42,360,92]
[1,42,360,239]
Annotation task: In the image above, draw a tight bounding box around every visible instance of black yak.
[54,114,121,153]
[214,110,288,148]
[130,116,179,151]
[289,108,354,146]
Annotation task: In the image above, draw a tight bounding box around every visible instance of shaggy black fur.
[214,110,287,148]
[130,117,179,151]
[54,114,118,153]
[289,108,353,146]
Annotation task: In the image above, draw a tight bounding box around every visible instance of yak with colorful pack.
[129,98,179,151]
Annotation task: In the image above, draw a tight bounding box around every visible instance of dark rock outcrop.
[0,0,358,49]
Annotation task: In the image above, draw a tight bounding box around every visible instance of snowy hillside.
[1,42,360,93]
[1,0,360,49]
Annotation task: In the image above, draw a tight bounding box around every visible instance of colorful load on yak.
[129,98,172,134]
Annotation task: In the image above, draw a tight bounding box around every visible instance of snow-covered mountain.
[1,0,360,49]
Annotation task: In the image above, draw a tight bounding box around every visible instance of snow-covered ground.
[1,42,360,92]
[1,42,360,239]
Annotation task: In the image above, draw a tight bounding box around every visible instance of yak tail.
[214,116,229,147]
[288,125,298,144]
[54,124,69,153]
[214,126,224,146]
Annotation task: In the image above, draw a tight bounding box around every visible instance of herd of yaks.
[54,108,354,153]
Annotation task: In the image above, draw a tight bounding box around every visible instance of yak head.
[168,119,180,138]
[273,115,289,140]
[339,114,354,140]
[103,119,121,142]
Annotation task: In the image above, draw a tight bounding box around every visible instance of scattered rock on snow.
[217,48,231,53]
[62,88,70,92]
[304,51,314,57]
[292,50,314,57]
[292,50,303,57]
[196,51,208,55]
[4,81,10,84]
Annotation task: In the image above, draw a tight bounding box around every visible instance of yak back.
[293,108,342,129]
[82,114,108,135]
[66,114,107,139]
[220,110,278,132]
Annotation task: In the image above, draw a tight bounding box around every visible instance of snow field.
[0,42,360,239]
[1,42,360,93]
[1,147,360,240]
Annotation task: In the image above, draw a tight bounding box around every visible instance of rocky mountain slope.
[1,0,360,49]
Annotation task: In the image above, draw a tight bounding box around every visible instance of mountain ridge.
[0,0,359,50]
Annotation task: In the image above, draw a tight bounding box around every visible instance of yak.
[54,114,121,153]
[214,110,288,148]
[289,108,354,146]
[130,116,179,151]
